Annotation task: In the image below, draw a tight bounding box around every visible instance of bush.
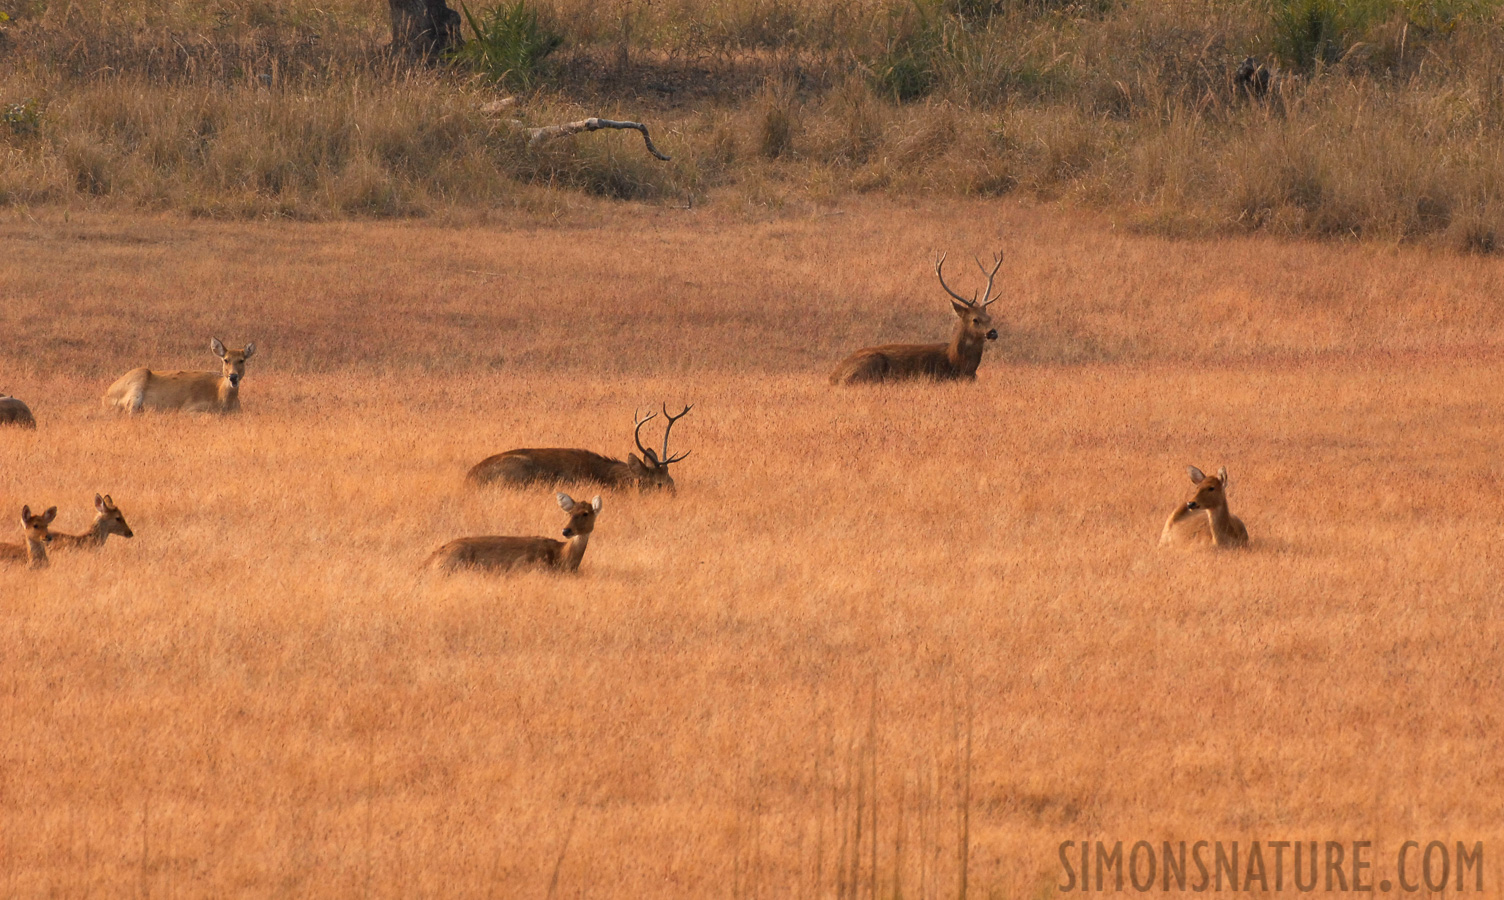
[450,0,563,90]
[869,1,945,102]
[3,97,44,137]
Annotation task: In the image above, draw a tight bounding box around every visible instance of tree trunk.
[388,0,461,60]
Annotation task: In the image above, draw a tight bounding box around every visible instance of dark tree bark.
[388,0,462,60]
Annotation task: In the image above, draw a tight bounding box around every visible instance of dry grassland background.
[2,198,1503,897]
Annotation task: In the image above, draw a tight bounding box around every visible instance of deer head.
[20,504,55,540]
[627,404,693,492]
[556,492,603,538]
[211,337,257,388]
[935,251,1002,344]
[1182,466,1231,513]
[94,494,134,539]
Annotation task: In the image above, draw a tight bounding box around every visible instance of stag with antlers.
[465,404,694,492]
[829,251,1004,385]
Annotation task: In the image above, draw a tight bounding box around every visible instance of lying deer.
[50,495,135,551]
[0,505,57,569]
[830,251,1003,385]
[103,338,256,414]
[1160,466,1250,548]
[467,405,692,492]
[427,492,602,574]
[0,395,36,429]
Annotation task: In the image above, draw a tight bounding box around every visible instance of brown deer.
[466,405,692,492]
[427,492,602,574]
[1160,466,1250,548]
[0,505,57,569]
[51,495,135,551]
[0,395,37,429]
[830,252,1003,385]
[103,338,256,413]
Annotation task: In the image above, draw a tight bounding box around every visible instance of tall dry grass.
[3,0,1504,244]
[1,199,1502,896]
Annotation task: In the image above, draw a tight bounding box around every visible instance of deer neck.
[559,532,591,572]
[26,537,49,569]
[946,322,986,376]
[1205,503,1236,544]
[84,515,113,546]
[219,377,240,408]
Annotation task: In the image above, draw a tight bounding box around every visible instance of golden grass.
[2,199,1503,897]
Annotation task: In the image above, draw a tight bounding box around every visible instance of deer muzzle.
[985,329,998,340]
[562,527,575,538]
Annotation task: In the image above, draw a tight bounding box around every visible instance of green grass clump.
[450,0,564,90]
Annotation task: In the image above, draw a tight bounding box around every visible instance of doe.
[103,338,256,414]
[51,495,135,551]
[427,492,602,574]
[1160,466,1249,548]
[0,505,57,569]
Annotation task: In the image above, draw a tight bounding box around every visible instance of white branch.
[525,118,671,161]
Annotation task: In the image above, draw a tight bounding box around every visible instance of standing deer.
[0,395,37,429]
[427,492,602,574]
[103,338,257,413]
[830,251,1003,385]
[0,505,57,569]
[51,495,135,551]
[466,405,692,492]
[1160,466,1250,548]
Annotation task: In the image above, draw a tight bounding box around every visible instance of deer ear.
[950,298,974,318]
[556,492,575,511]
[591,495,602,513]
[42,507,57,525]
[1218,467,1229,486]
[21,505,30,523]
[1187,466,1206,484]
[95,494,108,513]
[242,342,256,359]
[627,453,647,473]
[211,337,227,358]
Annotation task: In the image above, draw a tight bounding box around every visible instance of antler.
[934,252,977,307]
[660,403,693,464]
[633,408,660,460]
[973,251,1004,308]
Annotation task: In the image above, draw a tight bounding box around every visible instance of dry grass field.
[2,198,1503,897]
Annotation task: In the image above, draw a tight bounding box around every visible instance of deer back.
[427,535,565,572]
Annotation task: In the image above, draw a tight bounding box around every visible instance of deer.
[466,404,692,492]
[50,495,135,551]
[830,251,1003,385]
[427,492,602,574]
[0,505,57,569]
[1160,466,1250,548]
[0,395,37,429]
[103,338,257,414]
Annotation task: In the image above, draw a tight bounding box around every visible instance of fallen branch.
[526,118,671,161]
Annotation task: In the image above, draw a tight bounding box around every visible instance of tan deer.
[51,495,135,551]
[0,395,37,429]
[1160,466,1250,548]
[427,492,602,574]
[103,338,257,413]
[830,252,1003,385]
[466,405,692,492]
[0,505,57,569]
